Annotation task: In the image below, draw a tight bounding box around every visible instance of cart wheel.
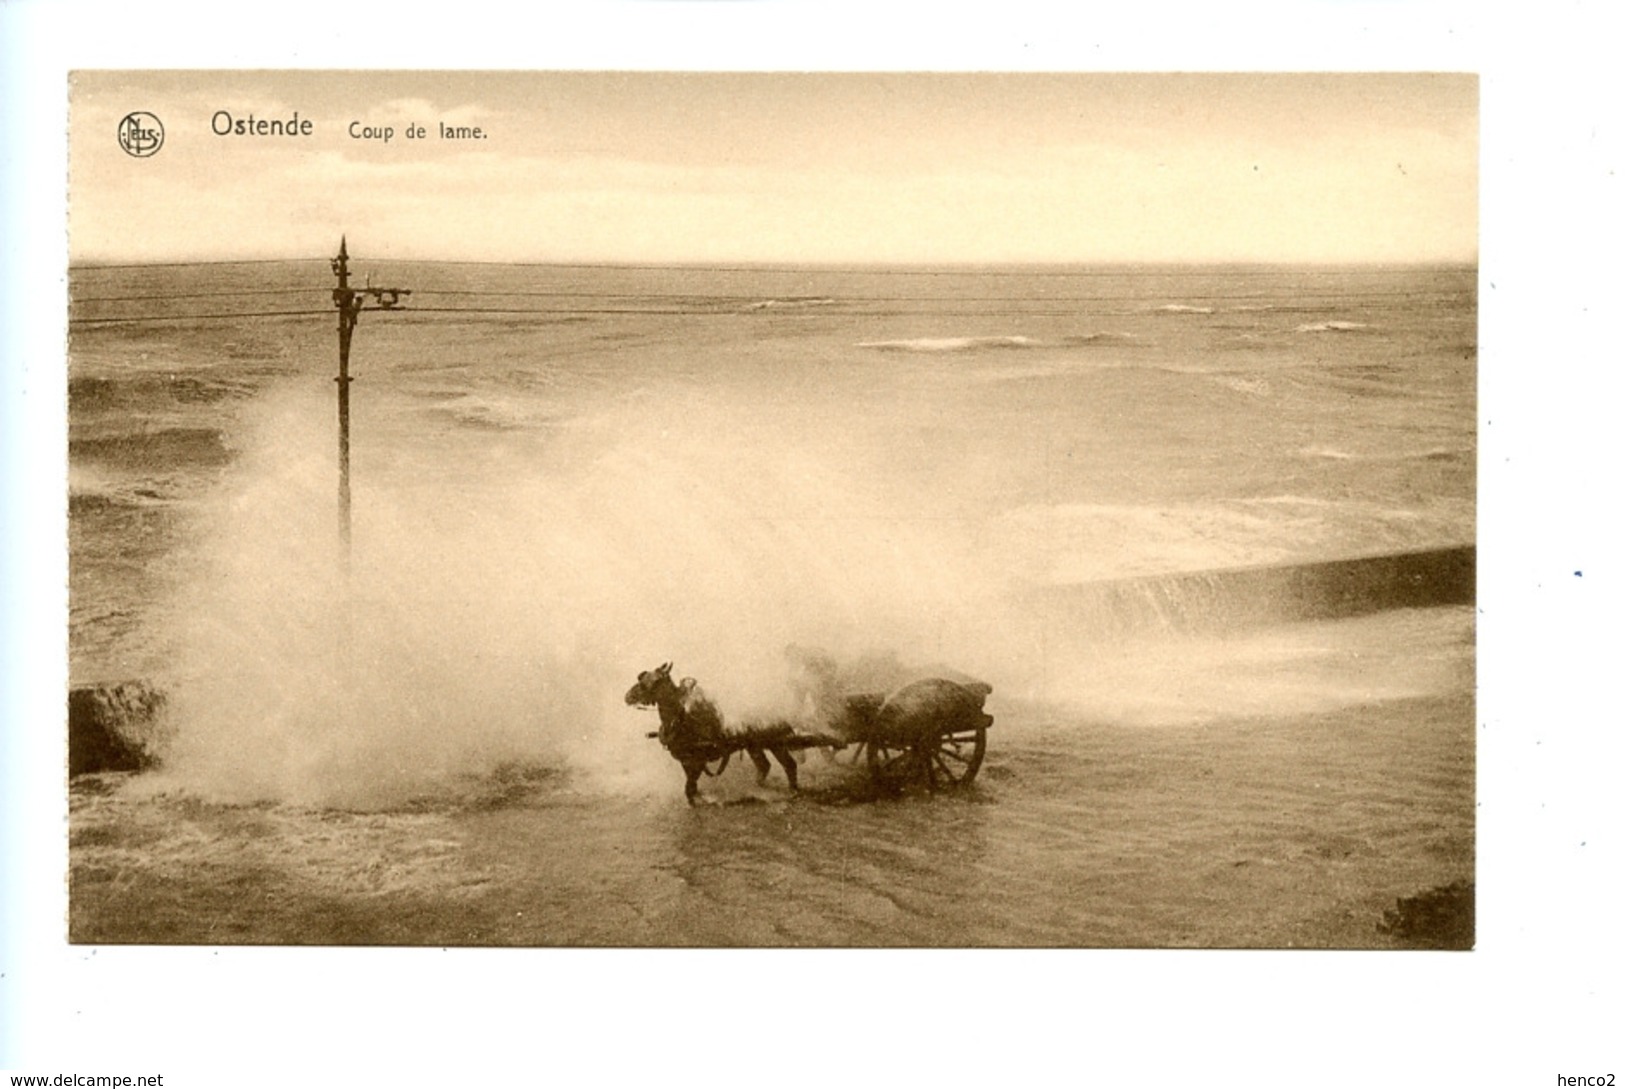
[925,723,987,788]
[867,723,987,791]
[866,736,922,790]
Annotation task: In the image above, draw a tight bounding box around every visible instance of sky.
[70,71,1477,265]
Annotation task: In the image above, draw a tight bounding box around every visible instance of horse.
[624,662,801,805]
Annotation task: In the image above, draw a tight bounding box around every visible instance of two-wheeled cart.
[820,678,993,791]
[628,663,993,799]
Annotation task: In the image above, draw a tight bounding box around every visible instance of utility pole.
[330,236,410,562]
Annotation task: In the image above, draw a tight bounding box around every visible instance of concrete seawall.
[1030,544,1475,636]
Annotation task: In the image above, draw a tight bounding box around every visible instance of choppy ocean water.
[66,262,1475,945]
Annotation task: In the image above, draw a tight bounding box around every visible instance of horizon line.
[69,255,1482,273]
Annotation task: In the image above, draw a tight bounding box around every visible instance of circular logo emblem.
[117,112,164,157]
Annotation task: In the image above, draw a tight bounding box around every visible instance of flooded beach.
[67,262,1475,947]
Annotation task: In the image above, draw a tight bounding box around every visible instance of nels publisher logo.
[117,111,164,157]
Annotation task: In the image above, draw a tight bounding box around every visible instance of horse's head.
[625,661,677,708]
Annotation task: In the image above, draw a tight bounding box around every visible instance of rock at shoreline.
[68,681,169,776]
[1379,880,1474,949]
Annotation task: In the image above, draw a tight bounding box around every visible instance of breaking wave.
[859,335,1040,353]
[1302,445,1357,460]
[1059,332,1137,346]
[149,383,1013,808]
[1296,321,1370,333]
[1299,444,1468,464]
[745,297,836,311]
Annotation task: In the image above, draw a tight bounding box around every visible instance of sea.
[65,262,1476,946]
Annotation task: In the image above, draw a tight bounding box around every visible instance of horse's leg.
[746,746,772,785]
[683,760,703,805]
[772,746,799,791]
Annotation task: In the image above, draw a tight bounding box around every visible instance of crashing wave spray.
[147,335,1472,806]
[153,378,1021,807]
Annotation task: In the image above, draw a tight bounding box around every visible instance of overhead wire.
[69,299,1473,327]
[71,288,327,303]
[70,309,337,326]
[71,257,330,271]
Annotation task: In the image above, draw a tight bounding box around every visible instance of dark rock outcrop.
[68,681,169,776]
[1379,880,1474,949]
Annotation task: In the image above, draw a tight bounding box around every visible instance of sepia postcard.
[63,70,1479,951]
[6,0,1623,1074]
